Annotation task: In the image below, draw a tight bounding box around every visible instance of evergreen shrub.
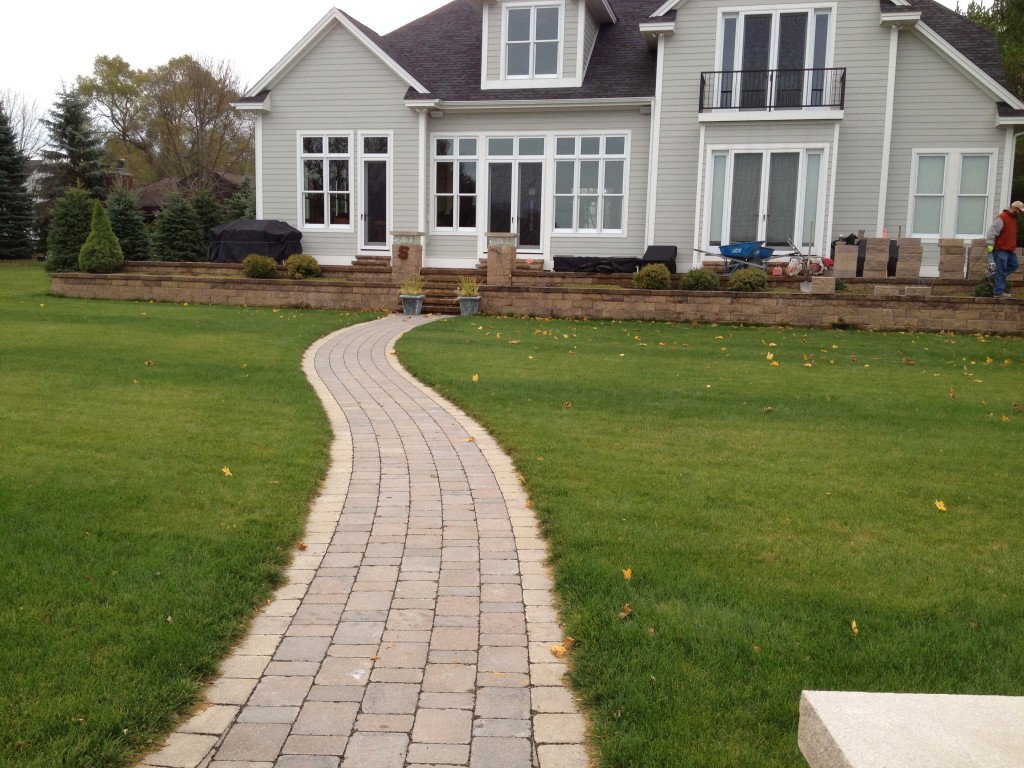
[190,188,225,243]
[727,267,768,292]
[286,254,321,279]
[678,267,719,291]
[973,278,994,297]
[152,194,205,262]
[632,263,672,290]
[45,187,95,272]
[78,201,124,273]
[242,254,278,279]
[105,187,150,261]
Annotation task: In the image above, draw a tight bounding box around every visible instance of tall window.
[434,138,478,231]
[300,135,351,227]
[912,152,993,237]
[506,5,560,78]
[299,135,352,228]
[553,135,627,234]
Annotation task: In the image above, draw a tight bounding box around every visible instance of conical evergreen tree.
[39,87,106,202]
[190,187,224,247]
[0,102,35,260]
[106,186,150,261]
[152,194,205,262]
[45,186,95,272]
[79,200,124,273]
[225,175,256,221]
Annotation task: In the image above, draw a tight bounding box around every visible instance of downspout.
[875,24,899,237]
[254,113,264,220]
[645,35,665,249]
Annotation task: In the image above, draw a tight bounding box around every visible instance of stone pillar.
[896,238,923,279]
[938,238,967,280]
[391,231,424,287]
[966,238,989,282]
[486,232,518,287]
[833,245,859,279]
[861,238,891,279]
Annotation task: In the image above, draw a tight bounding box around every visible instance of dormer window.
[505,4,561,79]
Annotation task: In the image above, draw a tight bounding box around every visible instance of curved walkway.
[141,314,585,768]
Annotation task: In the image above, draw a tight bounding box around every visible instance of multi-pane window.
[301,135,350,227]
[912,152,992,237]
[434,138,478,231]
[506,5,560,78]
[553,135,626,233]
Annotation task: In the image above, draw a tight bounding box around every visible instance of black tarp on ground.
[208,220,303,264]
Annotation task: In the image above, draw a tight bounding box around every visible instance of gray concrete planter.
[458,296,481,316]
[400,294,425,315]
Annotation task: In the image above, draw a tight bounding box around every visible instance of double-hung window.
[911,151,993,238]
[553,135,627,234]
[505,5,561,79]
[300,134,351,228]
[434,138,478,231]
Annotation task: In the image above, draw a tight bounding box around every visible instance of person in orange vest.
[986,200,1024,298]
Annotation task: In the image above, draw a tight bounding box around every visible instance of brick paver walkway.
[140,315,586,768]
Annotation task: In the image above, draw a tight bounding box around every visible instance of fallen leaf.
[551,644,567,658]
[766,352,774,360]
[509,339,521,345]
[622,568,632,581]
[144,360,154,366]
[525,499,533,509]
[935,500,947,512]
[902,358,916,366]
[770,361,780,367]
[754,645,761,653]
[166,616,173,624]
[949,387,956,400]
[648,627,656,636]
[221,467,233,477]
[1001,415,1010,423]
[563,636,576,649]
[297,542,308,551]
[466,436,476,443]
[563,402,572,408]
[472,374,479,383]
[618,603,633,619]
[1014,402,1022,413]
[851,620,858,635]
[763,407,774,413]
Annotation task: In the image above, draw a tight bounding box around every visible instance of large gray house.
[235,0,1024,272]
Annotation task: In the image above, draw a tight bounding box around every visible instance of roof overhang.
[410,97,652,113]
[233,93,271,112]
[651,0,687,18]
[912,21,1024,111]
[880,10,921,27]
[243,9,430,99]
[640,20,675,51]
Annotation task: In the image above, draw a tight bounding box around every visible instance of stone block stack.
[895,238,923,278]
[965,238,990,282]
[938,238,967,280]
[833,245,859,278]
[861,238,891,280]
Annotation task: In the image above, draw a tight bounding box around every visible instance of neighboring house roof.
[384,0,662,103]
[135,172,245,210]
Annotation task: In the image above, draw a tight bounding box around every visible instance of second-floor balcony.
[699,68,846,114]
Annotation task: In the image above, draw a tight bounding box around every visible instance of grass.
[0,261,377,768]
[396,315,1024,768]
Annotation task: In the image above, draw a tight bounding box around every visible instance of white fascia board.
[431,97,651,111]
[404,99,443,109]
[245,9,430,98]
[996,114,1024,126]
[651,0,686,18]
[589,0,616,24]
[233,98,270,113]
[913,22,1024,111]
[879,11,920,27]
[639,21,676,34]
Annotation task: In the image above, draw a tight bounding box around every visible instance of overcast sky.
[4,0,971,113]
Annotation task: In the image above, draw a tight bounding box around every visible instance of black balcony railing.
[699,68,846,113]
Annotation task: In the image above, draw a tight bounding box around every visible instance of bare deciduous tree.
[0,89,46,159]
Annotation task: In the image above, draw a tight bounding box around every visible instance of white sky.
[3,0,969,113]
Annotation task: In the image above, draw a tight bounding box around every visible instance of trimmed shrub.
[678,267,719,291]
[973,278,994,297]
[78,200,124,273]
[105,187,150,261]
[633,263,672,290]
[190,188,225,244]
[286,254,321,280]
[226,176,256,221]
[728,267,768,292]
[242,254,278,279]
[152,194,205,262]
[45,186,95,272]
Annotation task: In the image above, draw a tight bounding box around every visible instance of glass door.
[775,13,807,108]
[487,155,543,249]
[361,136,389,249]
[517,162,542,248]
[727,151,801,246]
[740,14,771,108]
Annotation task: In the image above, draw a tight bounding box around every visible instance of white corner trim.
[876,25,899,237]
[913,22,1024,111]
[576,3,586,82]
[1002,128,1015,205]
[645,40,665,249]
[691,123,706,258]
[481,7,490,91]
[255,115,264,220]
[827,122,841,244]
[246,9,430,98]
[418,110,428,235]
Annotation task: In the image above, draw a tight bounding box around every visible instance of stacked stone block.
[896,238,923,278]
[938,239,967,280]
[486,233,519,287]
[391,232,424,289]
[833,245,859,278]
[966,238,989,282]
[861,238,891,279]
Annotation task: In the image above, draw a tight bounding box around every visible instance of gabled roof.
[384,0,662,103]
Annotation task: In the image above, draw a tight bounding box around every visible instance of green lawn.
[396,316,1024,768]
[0,261,377,768]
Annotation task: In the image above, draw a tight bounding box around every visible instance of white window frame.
[715,5,837,111]
[908,149,997,239]
[701,143,829,253]
[357,131,394,252]
[552,134,630,237]
[297,132,353,231]
[432,136,480,234]
[502,1,564,81]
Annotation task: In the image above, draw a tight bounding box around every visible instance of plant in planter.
[399,275,426,315]
[455,275,481,316]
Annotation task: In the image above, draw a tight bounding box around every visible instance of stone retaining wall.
[52,273,397,311]
[50,273,1024,335]
[480,286,1024,335]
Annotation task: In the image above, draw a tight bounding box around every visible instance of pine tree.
[190,187,225,246]
[79,200,124,273]
[0,102,35,260]
[152,194,205,262]
[39,87,106,202]
[45,186,95,272]
[225,175,256,221]
[106,186,150,260]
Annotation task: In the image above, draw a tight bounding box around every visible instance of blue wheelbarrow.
[693,241,791,273]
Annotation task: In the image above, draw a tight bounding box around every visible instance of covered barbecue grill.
[208,220,303,264]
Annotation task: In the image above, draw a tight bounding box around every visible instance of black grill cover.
[208,220,303,264]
